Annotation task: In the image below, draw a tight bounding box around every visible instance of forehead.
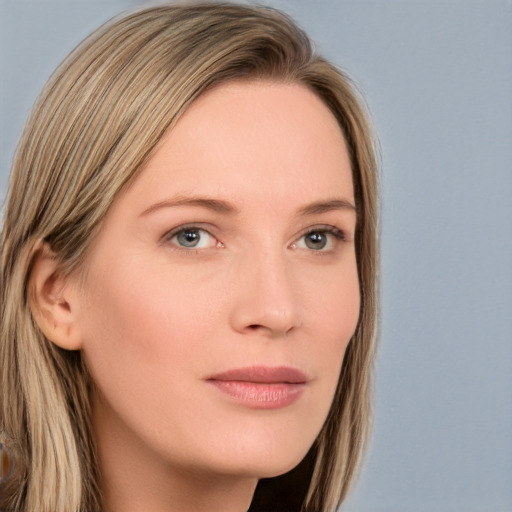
[120,80,354,213]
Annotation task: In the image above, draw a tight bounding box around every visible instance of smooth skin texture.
[34,81,360,512]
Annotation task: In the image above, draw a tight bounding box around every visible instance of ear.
[28,243,83,350]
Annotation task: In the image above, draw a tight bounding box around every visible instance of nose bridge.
[229,243,302,337]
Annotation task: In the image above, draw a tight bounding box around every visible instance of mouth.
[206,366,308,409]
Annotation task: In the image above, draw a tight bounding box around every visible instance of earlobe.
[28,243,83,350]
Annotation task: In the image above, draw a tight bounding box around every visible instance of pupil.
[178,229,200,247]
[306,232,327,250]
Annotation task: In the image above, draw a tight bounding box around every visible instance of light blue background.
[1,1,511,510]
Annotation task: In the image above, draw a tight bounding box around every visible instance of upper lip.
[207,366,309,384]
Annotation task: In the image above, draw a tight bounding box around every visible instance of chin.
[213,437,314,480]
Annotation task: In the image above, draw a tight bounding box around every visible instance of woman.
[0,3,378,511]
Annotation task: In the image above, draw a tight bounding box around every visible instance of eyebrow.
[140,195,357,217]
[297,199,357,216]
[140,195,240,216]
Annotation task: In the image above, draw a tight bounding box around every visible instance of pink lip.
[206,366,308,409]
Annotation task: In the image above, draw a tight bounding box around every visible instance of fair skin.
[32,81,360,512]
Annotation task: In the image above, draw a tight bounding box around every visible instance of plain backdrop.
[1,1,511,511]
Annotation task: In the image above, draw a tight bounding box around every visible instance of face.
[73,81,360,481]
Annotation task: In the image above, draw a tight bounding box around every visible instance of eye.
[168,227,218,249]
[293,227,346,252]
[303,231,329,250]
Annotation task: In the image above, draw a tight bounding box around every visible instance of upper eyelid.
[161,223,216,239]
[302,225,344,234]
[298,224,350,241]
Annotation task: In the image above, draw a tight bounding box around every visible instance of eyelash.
[292,225,347,253]
[162,224,348,253]
[162,224,221,252]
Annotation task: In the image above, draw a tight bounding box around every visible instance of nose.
[229,250,302,338]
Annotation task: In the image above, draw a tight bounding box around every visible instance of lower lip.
[208,380,305,409]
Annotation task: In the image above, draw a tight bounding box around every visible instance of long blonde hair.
[0,3,379,511]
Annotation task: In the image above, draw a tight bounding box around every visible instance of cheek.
[316,267,360,387]
[77,257,233,418]
[306,260,360,339]
[80,258,216,350]
[296,258,360,392]
[77,262,220,436]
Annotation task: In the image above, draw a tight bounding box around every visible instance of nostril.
[244,322,296,337]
